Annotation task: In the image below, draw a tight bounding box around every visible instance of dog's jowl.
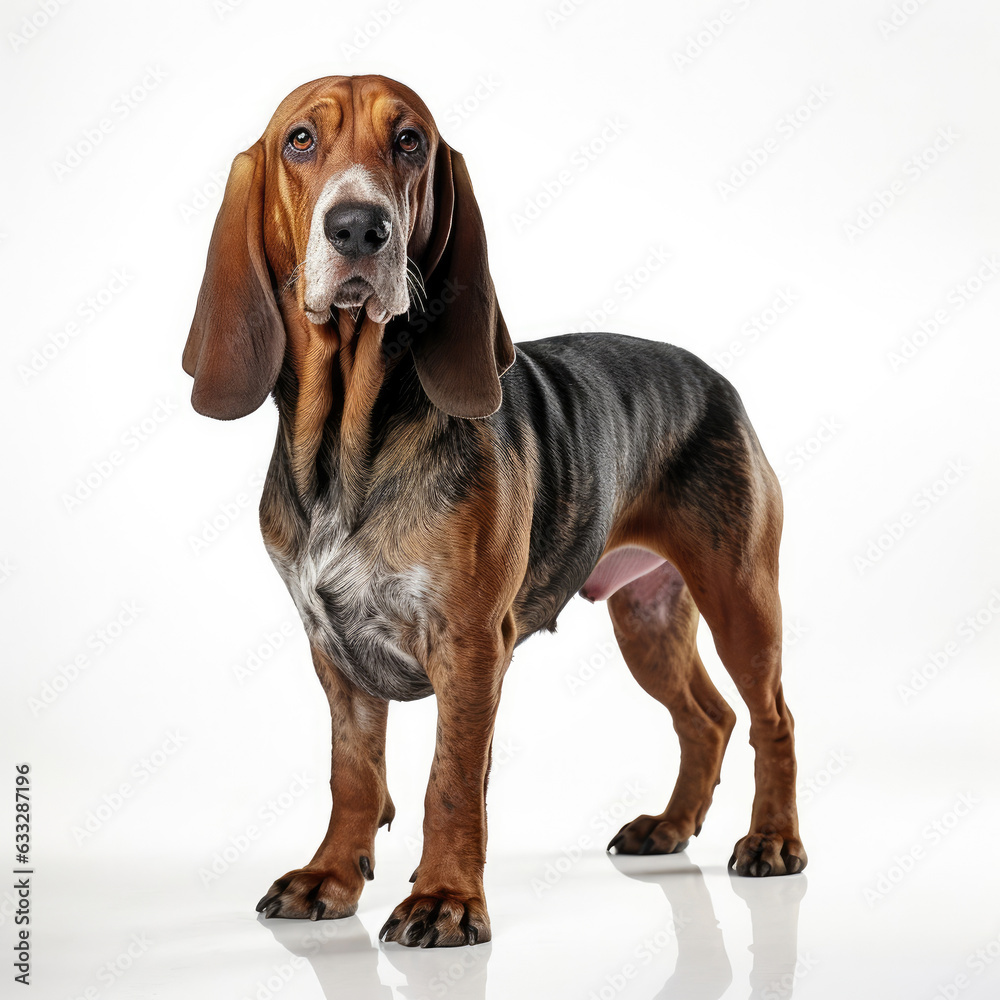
[184,74,806,948]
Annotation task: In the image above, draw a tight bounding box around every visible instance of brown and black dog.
[183,74,806,948]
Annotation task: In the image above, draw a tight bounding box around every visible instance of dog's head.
[183,74,514,421]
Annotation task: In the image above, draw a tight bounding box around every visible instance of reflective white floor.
[26,821,1000,1000]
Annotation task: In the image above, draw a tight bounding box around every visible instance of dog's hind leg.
[656,423,807,877]
[606,560,737,855]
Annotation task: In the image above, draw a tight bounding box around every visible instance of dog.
[183,74,806,948]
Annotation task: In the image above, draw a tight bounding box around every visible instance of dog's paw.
[607,813,692,855]
[379,892,490,947]
[728,834,807,877]
[256,864,368,920]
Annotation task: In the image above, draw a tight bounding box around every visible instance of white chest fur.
[268,517,436,702]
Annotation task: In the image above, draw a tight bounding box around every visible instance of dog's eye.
[288,128,314,152]
[396,129,421,154]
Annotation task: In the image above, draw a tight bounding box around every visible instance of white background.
[3,0,1000,998]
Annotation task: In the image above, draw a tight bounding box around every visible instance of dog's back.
[493,333,770,634]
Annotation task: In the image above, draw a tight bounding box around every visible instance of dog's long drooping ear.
[183,145,285,420]
[409,144,515,419]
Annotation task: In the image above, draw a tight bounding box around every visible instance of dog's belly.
[269,535,435,702]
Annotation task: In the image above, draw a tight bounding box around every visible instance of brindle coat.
[183,74,806,948]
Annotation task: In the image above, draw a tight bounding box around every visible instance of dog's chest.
[267,512,436,702]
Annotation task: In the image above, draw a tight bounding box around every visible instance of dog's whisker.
[407,258,426,294]
[282,259,306,294]
[184,74,807,947]
[406,260,427,314]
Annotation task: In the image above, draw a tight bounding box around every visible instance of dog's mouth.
[333,277,395,324]
[304,277,394,326]
[332,276,375,308]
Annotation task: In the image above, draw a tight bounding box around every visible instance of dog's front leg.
[257,647,394,919]
[379,623,511,947]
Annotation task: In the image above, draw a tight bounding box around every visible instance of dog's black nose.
[324,202,392,259]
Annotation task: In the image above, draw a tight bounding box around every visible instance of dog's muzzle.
[302,166,410,327]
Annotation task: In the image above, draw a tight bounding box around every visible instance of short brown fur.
[186,75,806,949]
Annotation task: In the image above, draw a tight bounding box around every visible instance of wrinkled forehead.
[263,75,438,146]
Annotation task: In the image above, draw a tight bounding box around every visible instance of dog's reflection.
[257,912,390,1000]
[382,939,492,999]
[611,855,732,999]
[258,858,804,1000]
[729,870,809,1000]
[257,909,491,1000]
[611,854,807,1000]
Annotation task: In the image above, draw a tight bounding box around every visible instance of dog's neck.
[272,297,435,516]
